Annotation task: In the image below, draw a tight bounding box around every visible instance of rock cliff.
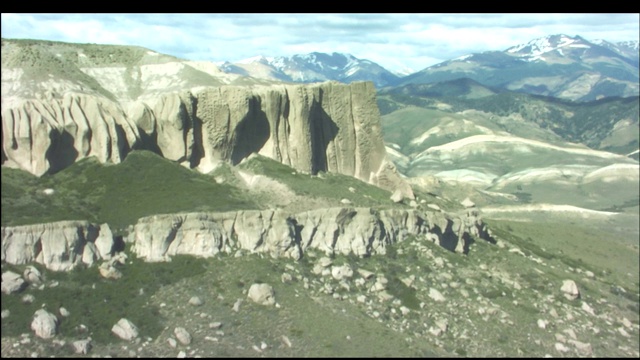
[2,40,411,196]
[128,207,492,262]
[1,221,115,271]
[2,80,411,197]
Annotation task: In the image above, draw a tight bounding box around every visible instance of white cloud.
[1,13,638,73]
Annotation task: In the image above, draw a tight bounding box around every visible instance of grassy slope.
[1,151,258,232]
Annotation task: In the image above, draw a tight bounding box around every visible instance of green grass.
[1,151,258,232]
[0,254,208,343]
[237,154,401,209]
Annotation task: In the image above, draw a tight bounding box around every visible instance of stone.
[281,273,293,283]
[31,309,58,339]
[72,339,92,354]
[390,189,404,203]
[247,283,275,306]
[429,288,446,302]
[560,280,580,300]
[188,296,203,306]
[331,264,354,280]
[22,294,35,304]
[537,319,548,329]
[232,299,243,312]
[174,327,192,345]
[555,342,570,353]
[281,335,292,348]
[59,307,70,317]
[581,302,595,316]
[167,337,177,348]
[177,350,186,358]
[340,199,352,205]
[1,310,10,319]
[461,197,475,208]
[357,268,375,279]
[99,263,122,280]
[111,318,139,341]
[568,340,592,356]
[23,266,43,285]
[2,271,26,294]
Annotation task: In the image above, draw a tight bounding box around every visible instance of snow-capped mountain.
[399,34,639,101]
[220,52,400,88]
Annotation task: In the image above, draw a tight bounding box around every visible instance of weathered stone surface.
[112,318,139,341]
[247,283,276,306]
[2,79,412,199]
[31,309,58,339]
[1,221,115,271]
[72,339,92,354]
[128,206,489,261]
[561,280,580,300]
[174,327,192,345]
[2,271,26,294]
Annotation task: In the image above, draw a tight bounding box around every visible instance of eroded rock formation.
[2,81,412,198]
[1,221,115,271]
[128,207,492,262]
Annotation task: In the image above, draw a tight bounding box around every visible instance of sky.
[2,13,639,74]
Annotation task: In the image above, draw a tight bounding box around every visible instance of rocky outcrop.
[128,207,493,261]
[31,309,58,339]
[1,221,115,271]
[2,80,412,198]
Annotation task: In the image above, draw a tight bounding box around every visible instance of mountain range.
[222,35,639,102]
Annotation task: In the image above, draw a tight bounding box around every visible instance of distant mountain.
[220,52,400,88]
[379,78,640,157]
[398,35,639,101]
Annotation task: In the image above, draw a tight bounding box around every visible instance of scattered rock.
[174,327,192,345]
[560,280,580,300]
[177,350,186,358]
[318,257,333,268]
[555,342,570,353]
[99,262,122,280]
[111,318,139,341]
[391,189,404,203]
[281,273,293,283]
[209,322,222,329]
[621,317,633,329]
[581,302,595,316]
[461,197,475,208]
[281,335,292,348]
[1,310,10,319]
[188,296,203,306]
[232,299,243,312]
[59,307,70,317]
[537,319,548,329]
[31,309,58,339]
[357,268,375,279]
[331,264,354,280]
[348,187,356,193]
[23,266,43,285]
[167,337,177,348]
[72,339,92,354]
[429,288,446,302]
[248,283,276,306]
[568,340,592,356]
[2,271,26,294]
[340,198,352,205]
[427,204,441,211]
[22,294,35,304]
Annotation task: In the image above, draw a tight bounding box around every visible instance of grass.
[237,154,401,209]
[1,151,258,233]
[0,253,208,343]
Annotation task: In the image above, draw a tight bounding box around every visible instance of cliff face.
[1,221,115,271]
[128,207,491,262]
[2,81,412,197]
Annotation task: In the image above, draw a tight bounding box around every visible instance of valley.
[1,34,638,358]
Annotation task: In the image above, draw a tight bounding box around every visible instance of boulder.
[561,280,580,300]
[247,283,276,306]
[2,271,26,294]
[72,339,92,354]
[112,318,139,341]
[23,266,43,284]
[390,189,404,203]
[331,264,354,280]
[31,309,58,339]
[188,296,203,306]
[174,327,192,345]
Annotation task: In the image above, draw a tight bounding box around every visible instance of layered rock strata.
[2,81,412,198]
[128,207,491,262]
[1,221,115,271]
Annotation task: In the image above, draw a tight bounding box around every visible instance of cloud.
[1,13,638,73]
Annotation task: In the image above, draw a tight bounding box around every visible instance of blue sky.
[2,13,638,73]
